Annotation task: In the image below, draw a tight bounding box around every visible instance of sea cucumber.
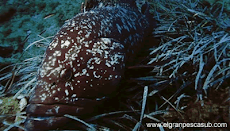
[25,1,156,130]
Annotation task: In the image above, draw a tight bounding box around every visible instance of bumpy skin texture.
[25,2,154,131]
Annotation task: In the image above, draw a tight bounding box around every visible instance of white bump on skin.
[61,40,71,48]
[101,38,111,44]
[53,50,61,57]
[72,94,77,97]
[85,31,91,38]
[85,43,89,47]
[55,97,59,101]
[65,89,69,96]
[40,93,47,102]
[65,97,69,101]
[105,62,111,67]
[69,61,73,68]
[65,82,71,87]
[78,30,83,35]
[108,75,113,80]
[51,84,56,89]
[49,41,58,50]
[54,106,60,113]
[60,69,67,77]
[74,72,80,77]
[93,71,100,78]
[71,22,75,27]
[48,56,52,60]
[88,65,94,69]
[81,69,87,75]
[50,58,56,66]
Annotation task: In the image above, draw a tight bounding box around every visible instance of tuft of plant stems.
[0,35,52,98]
[148,0,230,94]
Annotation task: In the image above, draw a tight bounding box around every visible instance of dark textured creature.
[25,0,156,130]
[0,45,14,57]
[0,8,16,24]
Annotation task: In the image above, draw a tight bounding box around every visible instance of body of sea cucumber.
[25,3,155,131]
[28,5,151,105]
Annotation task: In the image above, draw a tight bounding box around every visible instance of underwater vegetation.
[0,0,230,130]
